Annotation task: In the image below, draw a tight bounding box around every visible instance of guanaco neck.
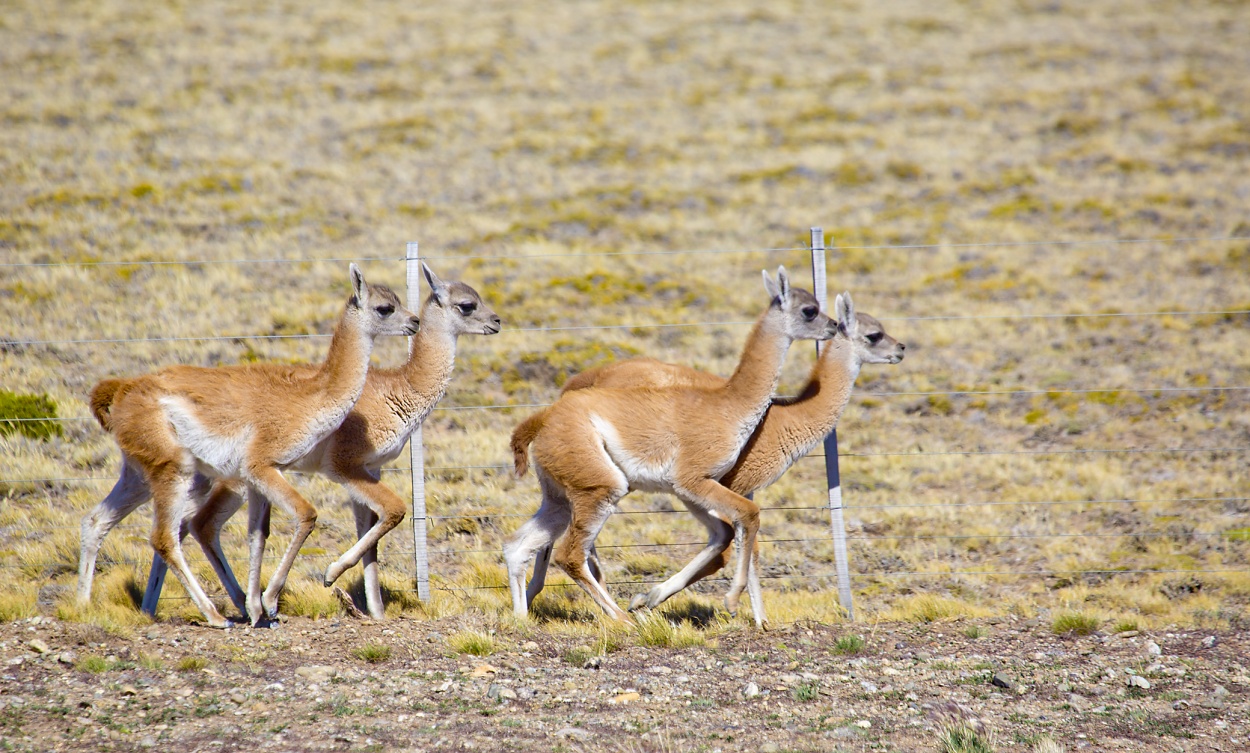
[720,335,859,493]
[396,297,458,421]
[717,304,791,410]
[315,304,374,409]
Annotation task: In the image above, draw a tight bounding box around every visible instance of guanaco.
[504,268,837,628]
[80,264,499,621]
[83,265,417,627]
[514,292,903,613]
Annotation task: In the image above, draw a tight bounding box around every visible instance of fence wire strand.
[8,234,1249,609]
[6,235,1247,270]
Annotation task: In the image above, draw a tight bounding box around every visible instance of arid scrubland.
[1,0,1248,642]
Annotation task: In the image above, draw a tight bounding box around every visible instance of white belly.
[589,413,672,493]
[160,396,251,478]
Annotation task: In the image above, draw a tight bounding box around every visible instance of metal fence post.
[405,241,432,601]
[810,227,855,621]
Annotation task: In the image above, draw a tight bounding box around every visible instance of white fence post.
[405,242,432,601]
[810,227,855,621]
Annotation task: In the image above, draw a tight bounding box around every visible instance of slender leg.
[526,545,554,610]
[552,488,629,623]
[244,488,271,625]
[322,469,406,593]
[246,466,318,621]
[629,504,735,611]
[188,478,248,616]
[78,455,150,604]
[351,502,383,619]
[504,485,572,617]
[148,466,229,629]
[139,551,168,617]
[587,545,605,587]
[675,477,766,628]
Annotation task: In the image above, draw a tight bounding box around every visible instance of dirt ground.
[1,613,1245,753]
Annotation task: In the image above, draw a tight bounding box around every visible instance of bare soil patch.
[2,615,1246,752]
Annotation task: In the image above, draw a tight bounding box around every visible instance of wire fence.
[3,233,1248,619]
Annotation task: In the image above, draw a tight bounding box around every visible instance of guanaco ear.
[835,291,856,336]
[762,265,791,305]
[349,263,367,307]
[421,262,450,305]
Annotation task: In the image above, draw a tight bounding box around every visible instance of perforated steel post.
[406,242,432,601]
[811,227,855,620]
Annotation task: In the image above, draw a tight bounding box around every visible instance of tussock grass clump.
[0,389,62,441]
[833,634,868,655]
[55,569,149,634]
[177,657,209,672]
[937,722,997,753]
[1052,611,1100,636]
[0,585,37,622]
[446,629,496,657]
[634,612,707,649]
[76,655,111,673]
[351,643,393,663]
[791,680,821,702]
[277,579,341,619]
[1112,618,1140,633]
[529,590,600,624]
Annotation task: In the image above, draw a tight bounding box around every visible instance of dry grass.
[446,629,497,657]
[1,0,1247,635]
[937,722,998,753]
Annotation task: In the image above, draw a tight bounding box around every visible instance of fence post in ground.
[405,241,432,601]
[810,226,855,621]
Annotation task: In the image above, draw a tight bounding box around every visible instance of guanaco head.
[349,263,421,337]
[834,291,905,364]
[421,262,502,336]
[762,265,839,342]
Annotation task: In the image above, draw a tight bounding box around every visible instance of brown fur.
[79,265,418,627]
[79,264,500,622]
[513,296,904,612]
[503,268,838,628]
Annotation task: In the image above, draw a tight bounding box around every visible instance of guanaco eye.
[866,332,883,344]
[456,302,477,315]
[376,304,395,316]
[801,305,819,321]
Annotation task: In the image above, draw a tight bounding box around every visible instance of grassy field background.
[1,0,1248,634]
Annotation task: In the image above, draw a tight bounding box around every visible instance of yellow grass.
[0,0,1246,635]
[0,584,38,623]
[882,594,993,624]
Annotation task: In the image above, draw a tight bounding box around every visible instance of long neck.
[720,337,859,493]
[315,305,374,408]
[398,298,459,416]
[718,306,791,409]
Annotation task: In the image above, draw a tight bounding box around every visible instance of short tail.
[88,378,129,432]
[509,410,548,478]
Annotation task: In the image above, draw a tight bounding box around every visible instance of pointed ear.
[762,266,790,304]
[835,291,856,336]
[421,262,449,305]
[349,263,367,307]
